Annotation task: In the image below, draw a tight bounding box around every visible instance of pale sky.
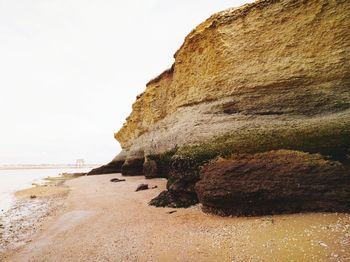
[0,0,253,165]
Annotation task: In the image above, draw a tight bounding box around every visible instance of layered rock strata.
[96,0,350,215]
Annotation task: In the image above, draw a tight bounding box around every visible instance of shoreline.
[0,168,91,214]
[0,173,85,260]
[2,173,350,261]
[0,165,99,171]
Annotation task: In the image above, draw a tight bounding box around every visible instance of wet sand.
[0,173,84,260]
[3,174,350,261]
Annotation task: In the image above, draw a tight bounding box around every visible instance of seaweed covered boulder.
[143,148,177,179]
[195,150,350,216]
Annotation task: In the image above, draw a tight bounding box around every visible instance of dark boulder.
[149,190,198,208]
[143,149,177,179]
[110,178,126,183]
[135,184,149,191]
[195,150,350,216]
[143,160,158,179]
[121,158,144,176]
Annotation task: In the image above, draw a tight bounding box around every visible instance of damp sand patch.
[0,173,85,260]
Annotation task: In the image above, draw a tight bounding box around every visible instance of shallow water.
[0,168,90,213]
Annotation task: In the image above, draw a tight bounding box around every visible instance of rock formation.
[87,154,124,175]
[93,0,350,215]
[87,161,122,175]
[196,150,350,216]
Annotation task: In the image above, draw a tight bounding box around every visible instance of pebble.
[319,241,328,248]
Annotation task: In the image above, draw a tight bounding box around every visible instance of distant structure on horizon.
[75,159,85,167]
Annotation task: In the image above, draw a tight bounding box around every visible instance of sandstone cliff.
[90,0,350,215]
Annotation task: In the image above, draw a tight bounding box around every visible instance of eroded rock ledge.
[91,0,350,215]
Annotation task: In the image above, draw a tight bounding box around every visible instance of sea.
[0,168,91,213]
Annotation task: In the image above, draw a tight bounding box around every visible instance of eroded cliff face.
[91,0,350,215]
[115,0,349,159]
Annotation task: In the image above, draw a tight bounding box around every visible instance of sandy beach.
[2,173,350,261]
